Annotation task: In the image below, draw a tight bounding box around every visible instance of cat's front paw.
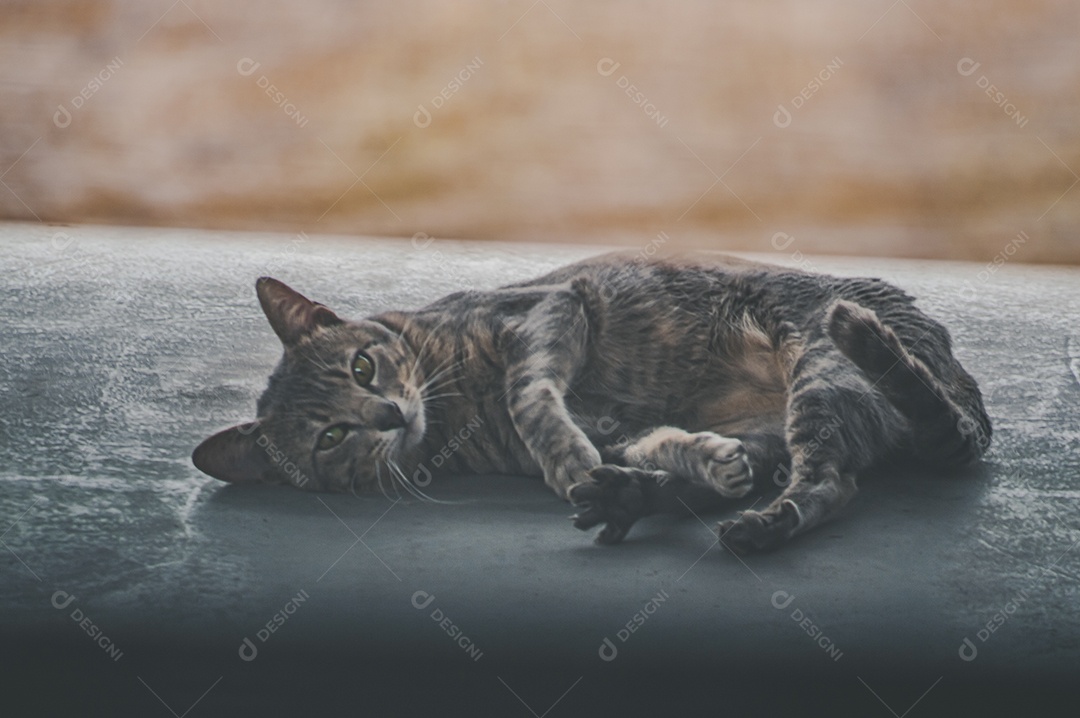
[715,503,799,554]
[691,433,753,498]
[545,465,592,501]
[569,465,655,545]
[544,445,604,500]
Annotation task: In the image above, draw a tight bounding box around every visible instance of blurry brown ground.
[1,1,1078,263]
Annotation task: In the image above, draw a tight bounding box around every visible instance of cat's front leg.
[569,464,728,544]
[502,288,602,499]
[608,426,754,497]
[569,465,667,544]
[569,428,776,545]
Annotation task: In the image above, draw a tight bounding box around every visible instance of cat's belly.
[682,337,790,436]
[688,382,788,436]
[572,377,788,442]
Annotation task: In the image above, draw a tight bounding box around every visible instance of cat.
[192,252,991,553]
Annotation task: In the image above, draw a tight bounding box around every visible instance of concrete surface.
[2,222,1079,715]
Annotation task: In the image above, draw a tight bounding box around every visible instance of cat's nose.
[373,401,407,432]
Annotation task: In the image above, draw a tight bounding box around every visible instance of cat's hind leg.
[827,299,992,467]
[717,338,906,553]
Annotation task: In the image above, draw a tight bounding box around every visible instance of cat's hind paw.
[569,465,659,545]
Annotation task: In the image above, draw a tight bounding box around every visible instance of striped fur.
[192,253,991,553]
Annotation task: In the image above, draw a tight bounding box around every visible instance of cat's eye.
[352,352,375,387]
[317,425,348,450]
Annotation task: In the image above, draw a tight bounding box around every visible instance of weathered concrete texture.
[2,222,1078,714]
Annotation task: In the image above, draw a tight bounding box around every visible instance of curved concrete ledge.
[2,222,1078,713]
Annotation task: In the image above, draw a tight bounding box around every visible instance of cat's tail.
[826,300,991,468]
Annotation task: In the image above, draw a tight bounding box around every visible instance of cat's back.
[502,250,837,323]
[555,251,917,324]
[410,250,915,345]
[504,250,770,291]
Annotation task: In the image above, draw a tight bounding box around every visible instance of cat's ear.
[192,423,280,484]
[256,277,342,346]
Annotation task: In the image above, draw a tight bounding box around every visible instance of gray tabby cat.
[193,253,991,553]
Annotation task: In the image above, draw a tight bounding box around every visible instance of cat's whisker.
[295,344,337,374]
[387,460,429,503]
[378,460,402,501]
[417,363,465,421]
[350,466,367,499]
[419,351,464,384]
[418,362,464,396]
[375,440,400,500]
[406,328,423,386]
[385,460,423,502]
[420,392,464,402]
[409,317,454,386]
[378,459,399,498]
[419,378,462,401]
[384,455,416,500]
[418,369,464,410]
[421,351,460,378]
[407,314,436,362]
[389,459,459,505]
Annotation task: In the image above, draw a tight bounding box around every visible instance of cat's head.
[192,278,425,492]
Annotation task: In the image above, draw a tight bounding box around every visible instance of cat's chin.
[399,430,423,454]
[400,405,426,452]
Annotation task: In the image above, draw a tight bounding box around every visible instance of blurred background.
[1,0,1077,263]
